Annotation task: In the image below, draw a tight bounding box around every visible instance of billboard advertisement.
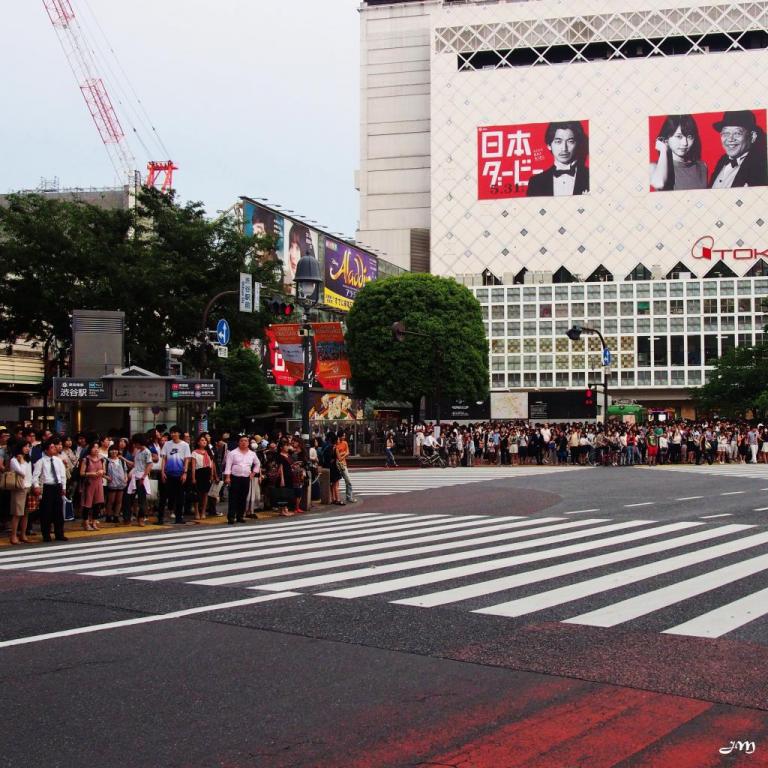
[312,322,352,388]
[478,120,590,200]
[323,237,378,312]
[244,201,318,296]
[264,322,351,389]
[648,109,768,192]
[308,393,364,421]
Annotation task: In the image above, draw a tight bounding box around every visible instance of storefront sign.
[53,378,109,401]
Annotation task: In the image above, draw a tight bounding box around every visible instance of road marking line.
[754,507,768,512]
[390,524,745,609]
[701,514,733,519]
[464,525,768,617]
[720,491,745,496]
[625,502,654,508]
[482,530,768,619]
[564,509,600,515]
[664,585,768,638]
[567,552,768,628]
[675,496,703,501]
[0,593,298,649]
[325,522,702,602]
[140,517,570,583]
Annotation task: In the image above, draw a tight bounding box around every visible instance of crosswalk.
[3,511,768,640]
[347,465,584,497]
[652,463,768,481]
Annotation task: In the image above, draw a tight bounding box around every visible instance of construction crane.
[42,0,177,192]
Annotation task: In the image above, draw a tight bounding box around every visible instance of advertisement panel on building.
[308,393,364,421]
[244,201,318,296]
[478,120,590,200]
[265,323,351,389]
[527,392,597,421]
[323,237,378,311]
[648,109,767,193]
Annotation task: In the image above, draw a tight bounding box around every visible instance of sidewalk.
[0,497,347,549]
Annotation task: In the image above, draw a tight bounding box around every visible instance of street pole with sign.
[566,324,610,422]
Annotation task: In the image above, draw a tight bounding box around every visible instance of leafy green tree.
[691,342,768,418]
[0,189,281,374]
[209,347,273,431]
[345,273,488,418]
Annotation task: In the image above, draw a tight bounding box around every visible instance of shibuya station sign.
[691,236,768,261]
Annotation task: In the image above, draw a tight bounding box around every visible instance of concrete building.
[358,0,768,415]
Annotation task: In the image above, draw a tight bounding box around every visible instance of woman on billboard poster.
[649,114,708,191]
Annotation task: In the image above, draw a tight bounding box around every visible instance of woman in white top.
[9,441,33,544]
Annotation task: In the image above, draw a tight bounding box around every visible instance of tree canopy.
[345,273,488,413]
[691,342,768,418]
[0,188,280,374]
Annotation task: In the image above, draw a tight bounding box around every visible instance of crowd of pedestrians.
[0,425,358,545]
[397,419,768,469]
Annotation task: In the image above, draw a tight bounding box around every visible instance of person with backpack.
[223,435,260,525]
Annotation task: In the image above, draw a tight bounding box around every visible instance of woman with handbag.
[80,442,106,531]
[192,435,216,523]
[8,442,32,544]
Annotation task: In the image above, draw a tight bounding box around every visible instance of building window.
[687,317,701,332]
[704,335,719,364]
[587,302,602,316]
[492,322,505,336]
[572,372,585,386]
[621,372,635,386]
[556,373,569,387]
[637,336,651,367]
[539,304,552,318]
[539,374,553,387]
[604,320,618,333]
[507,322,521,336]
[653,301,667,315]
[621,319,635,333]
[687,335,702,365]
[739,316,753,330]
[636,318,651,333]
[720,298,735,314]
[654,336,668,366]
[523,373,537,388]
[539,322,553,335]
[738,333,754,347]
[507,304,521,318]
[686,299,700,314]
[671,370,685,385]
[739,298,752,313]
[669,300,684,315]
[670,335,685,366]
[721,317,735,332]
[621,301,635,316]
[523,304,537,319]
[703,317,718,332]
[523,338,536,352]
[670,317,684,333]
[637,371,652,385]
[654,371,669,385]
[688,370,702,385]
[626,264,652,281]
[654,318,668,333]
[703,299,717,313]
[722,335,735,355]
[507,339,521,353]
[686,281,701,296]
[507,356,521,371]
[508,374,521,387]
[492,374,506,388]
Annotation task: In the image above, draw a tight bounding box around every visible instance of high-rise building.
[358,0,768,414]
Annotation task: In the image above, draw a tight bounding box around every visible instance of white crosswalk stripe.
[5,511,768,640]
[651,463,768,481]
[346,465,585,497]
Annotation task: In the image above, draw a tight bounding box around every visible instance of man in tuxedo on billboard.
[709,110,768,189]
[527,121,590,197]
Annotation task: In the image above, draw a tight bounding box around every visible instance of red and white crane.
[42,0,176,191]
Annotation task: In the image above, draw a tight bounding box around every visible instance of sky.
[3,0,361,237]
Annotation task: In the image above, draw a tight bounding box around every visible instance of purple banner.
[323,237,378,312]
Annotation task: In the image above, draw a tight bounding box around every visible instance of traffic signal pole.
[566,324,610,423]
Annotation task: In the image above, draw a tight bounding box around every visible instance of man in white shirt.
[32,438,68,542]
[224,435,260,525]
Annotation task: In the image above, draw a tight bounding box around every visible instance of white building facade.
[358,0,768,414]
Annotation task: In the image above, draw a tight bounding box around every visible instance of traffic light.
[268,298,295,317]
[585,387,595,409]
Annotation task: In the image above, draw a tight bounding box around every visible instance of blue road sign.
[602,348,612,366]
[216,318,231,346]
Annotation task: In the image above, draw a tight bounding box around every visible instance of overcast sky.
[3,0,361,236]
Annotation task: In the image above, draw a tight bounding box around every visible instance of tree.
[0,188,281,374]
[691,342,768,418]
[345,273,488,418]
[209,347,274,431]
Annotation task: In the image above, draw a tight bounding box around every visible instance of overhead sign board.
[53,378,109,401]
[169,379,221,401]
[111,379,167,403]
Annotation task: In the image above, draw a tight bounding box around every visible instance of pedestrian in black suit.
[709,110,768,189]
[527,121,590,197]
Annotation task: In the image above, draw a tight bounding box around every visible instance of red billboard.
[648,109,768,192]
[478,120,590,200]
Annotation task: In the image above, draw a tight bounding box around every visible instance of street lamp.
[565,324,611,422]
[294,248,323,445]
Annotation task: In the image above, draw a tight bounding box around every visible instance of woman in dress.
[79,442,106,531]
[191,435,216,523]
[8,442,33,545]
[104,445,129,524]
[326,432,343,506]
[650,114,707,191]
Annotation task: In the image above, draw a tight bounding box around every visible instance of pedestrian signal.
[585,388,595,407]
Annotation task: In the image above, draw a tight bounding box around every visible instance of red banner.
[265,322,351,389]
[312,322,351,389]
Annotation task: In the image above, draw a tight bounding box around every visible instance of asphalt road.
[3,465,768,767]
